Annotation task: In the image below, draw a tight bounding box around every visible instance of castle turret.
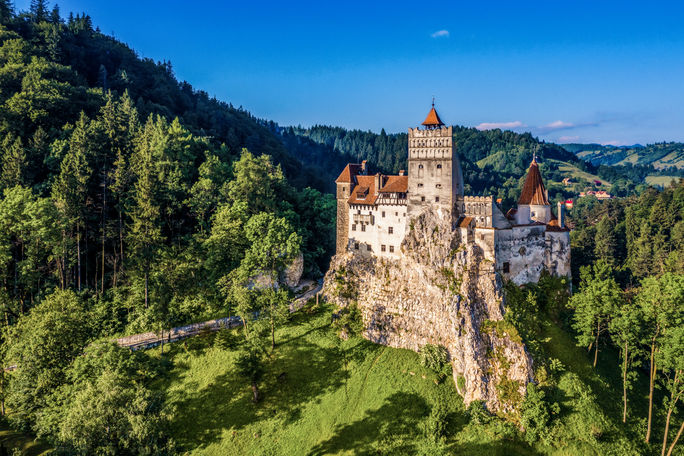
[407,102,464,219]
[516,157,551,224]
[335,163,363,253]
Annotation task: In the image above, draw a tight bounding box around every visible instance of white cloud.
[601,140,624,146]
[557,135,580,143]
[431,30,450,38]
[475,121,526,131]
[536,120,575,133]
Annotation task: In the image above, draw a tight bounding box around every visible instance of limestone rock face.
[323,210,533,413]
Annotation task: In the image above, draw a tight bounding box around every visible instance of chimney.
[374,173,381,195]
[557,201,565,228]
[361,160,367,174]
[399,170,405,176]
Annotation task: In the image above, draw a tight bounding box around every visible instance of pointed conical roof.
[422,103,444,127]
[518,157,550,205]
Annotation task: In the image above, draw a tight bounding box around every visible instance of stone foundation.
[323,210,534,413]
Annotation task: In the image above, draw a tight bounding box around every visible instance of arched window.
[418,164,423,169]
[436,164,442,169]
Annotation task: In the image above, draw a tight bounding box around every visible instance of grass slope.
[154,305,677,455]
[156,308,537,455]
[645,175,681,188]
[0,421,52,455]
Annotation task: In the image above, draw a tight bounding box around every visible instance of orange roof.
[335,163,363,183]
[348,175,379,205]
[458,216,474,228]
[422,105,444,127]
[518,158,550,206]
[379,175,408,193]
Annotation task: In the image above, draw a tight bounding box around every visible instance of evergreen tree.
[0,135,25,189]
[128,116,163,309]
[52,113,92,291]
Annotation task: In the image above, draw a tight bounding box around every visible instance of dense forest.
[0,2,338,452]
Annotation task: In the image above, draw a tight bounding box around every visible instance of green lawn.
[154,306,677,456]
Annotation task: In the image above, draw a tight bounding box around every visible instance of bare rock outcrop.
[323,210,533,413]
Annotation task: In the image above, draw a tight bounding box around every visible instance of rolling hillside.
[563,142,684,170]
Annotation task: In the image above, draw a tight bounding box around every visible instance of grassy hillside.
[149,304,657,456]
[565,143,684,170]
[645,175,681,188]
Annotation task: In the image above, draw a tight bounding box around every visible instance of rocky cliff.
[323,210,534,413]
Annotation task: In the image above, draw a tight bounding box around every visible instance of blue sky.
[15,0,684,145]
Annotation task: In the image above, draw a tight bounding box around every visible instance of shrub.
[466,400,491,425]
[214,328,240,350]
[420,344,449,372]
[423,401,449,442]
[520,383,559,444]
[332,302,363,337]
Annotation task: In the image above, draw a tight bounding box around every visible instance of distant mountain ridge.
[562,142,684,170]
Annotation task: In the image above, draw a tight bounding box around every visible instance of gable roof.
[335,163,363,183]
[518,158,550,205]
[379,175,408,193]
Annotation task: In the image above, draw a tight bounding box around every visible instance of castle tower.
[407,102,464,219]
[334,161,365,253]
[516,157,551,224]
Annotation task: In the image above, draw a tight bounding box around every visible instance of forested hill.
[0,1,350,194]
[562,142,684,171]
[284,125,679,208]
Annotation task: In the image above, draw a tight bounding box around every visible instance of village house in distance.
[334,103,571,284]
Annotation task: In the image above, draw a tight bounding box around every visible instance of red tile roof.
[422,105,444,127]
[335,163,363,183]
[518,158,550,205]
[379,175,408,193]
[347,175,379,205]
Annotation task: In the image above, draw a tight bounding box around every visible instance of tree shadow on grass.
[307,392,429,456]
[167,335,351,451]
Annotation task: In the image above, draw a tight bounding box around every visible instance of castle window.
[389,246,395,253]
[437,164,442,169]
[418,164,423,169]
[395,212,398,216]
[388,227,394,234]
[382,211,385,217]
[367,245,371,252]
[503,262,510,273]
[381,245,386,252]
[351,224,356,231]
[421,196,426,202]
[418,183,423,188]
[354,243,359,250]
[361,224,366,232]
[436,184,441,188]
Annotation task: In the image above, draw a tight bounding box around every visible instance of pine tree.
[52,113,92,291]
[29,0,49,22]
[128,116,162,309]
[0,135,25,189]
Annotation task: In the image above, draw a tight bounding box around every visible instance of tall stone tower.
[407,103,464,219]
[334,161,365,254]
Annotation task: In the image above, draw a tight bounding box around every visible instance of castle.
[334,103,570,285]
